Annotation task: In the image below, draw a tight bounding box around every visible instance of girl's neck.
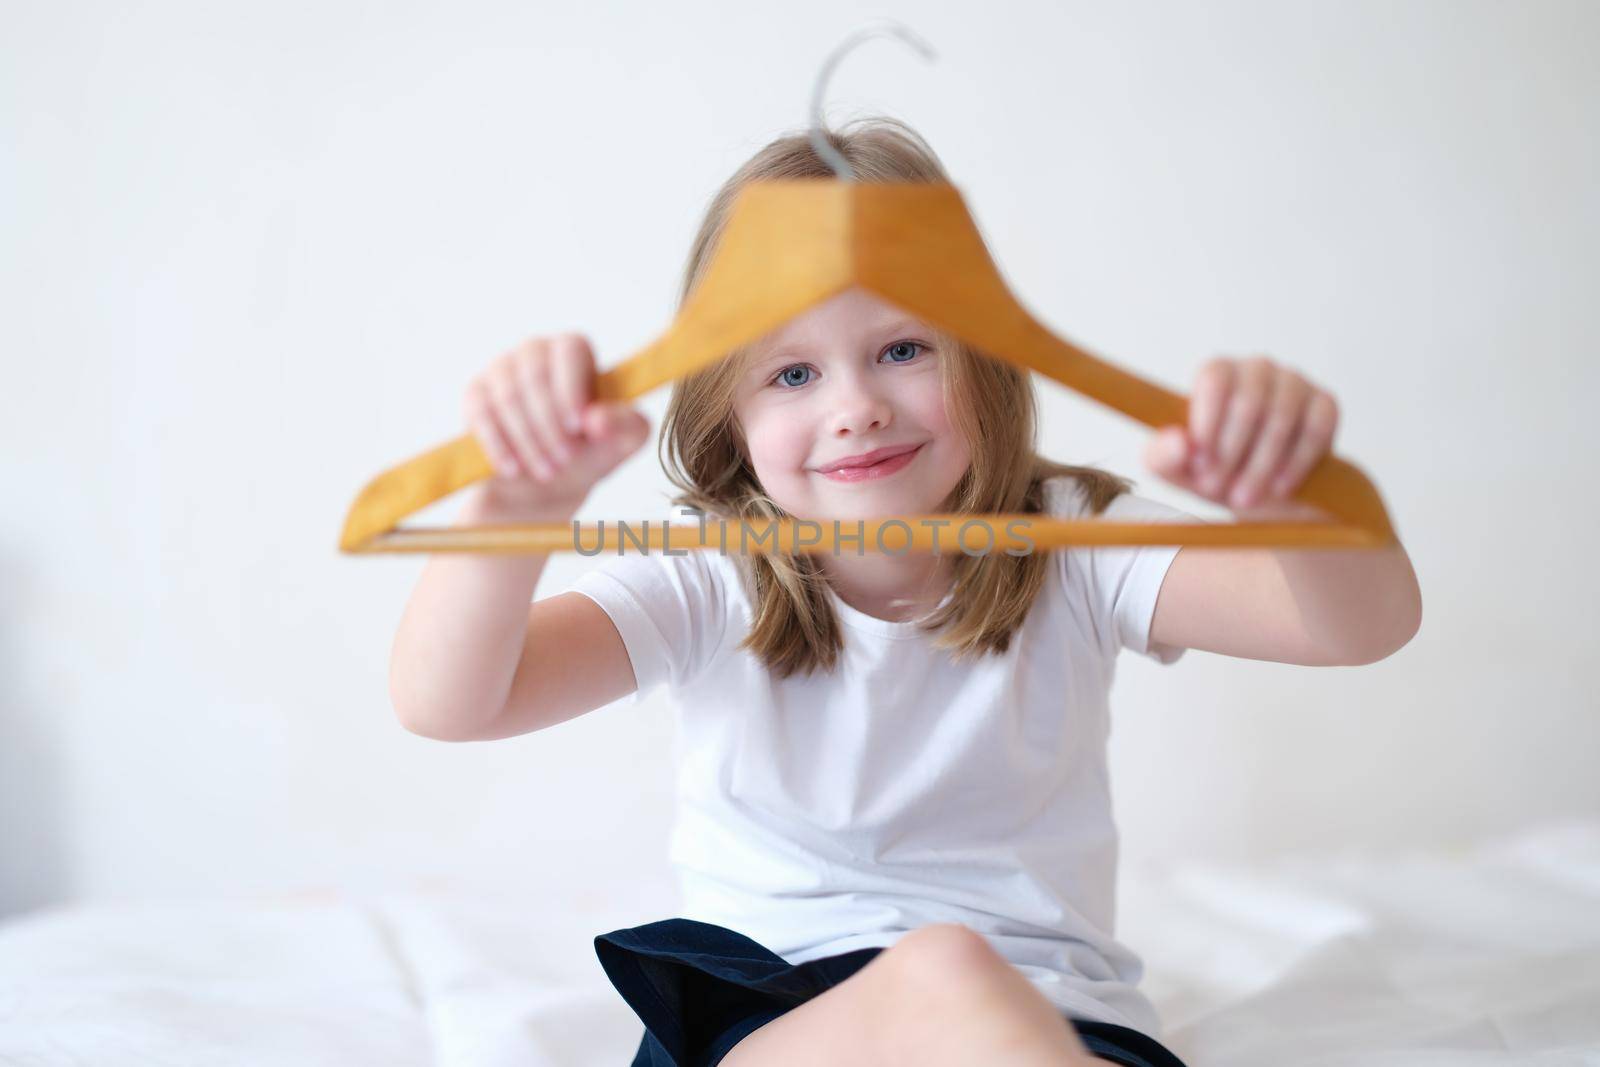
[820,551,954,624]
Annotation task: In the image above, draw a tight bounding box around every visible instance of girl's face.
[731,288,972,522]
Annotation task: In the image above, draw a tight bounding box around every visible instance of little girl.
[389,117,1423,1067]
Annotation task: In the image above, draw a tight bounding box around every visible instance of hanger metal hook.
[809,20,939,182]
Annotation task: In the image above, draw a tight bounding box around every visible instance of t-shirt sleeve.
[1057,481,1195,665]
[566,546,732,705]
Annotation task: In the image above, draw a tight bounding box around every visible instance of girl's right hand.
[463,333,651,514]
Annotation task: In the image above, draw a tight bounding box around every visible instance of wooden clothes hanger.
[338,28,1397,559]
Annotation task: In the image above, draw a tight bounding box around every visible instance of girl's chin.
[801,489,938,521]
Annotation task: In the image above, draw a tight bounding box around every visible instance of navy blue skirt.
[595,918,1189,1067]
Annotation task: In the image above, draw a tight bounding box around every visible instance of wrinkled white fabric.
[5,822,1600,1064]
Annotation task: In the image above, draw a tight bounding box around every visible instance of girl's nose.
[825,377,893,436]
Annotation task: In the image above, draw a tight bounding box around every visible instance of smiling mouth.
[814,443,924,482]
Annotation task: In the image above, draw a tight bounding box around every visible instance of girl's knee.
[874,924,1091,1064]
[883,922,1012,988]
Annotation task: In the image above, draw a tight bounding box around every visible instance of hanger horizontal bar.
[346,516,1391,555]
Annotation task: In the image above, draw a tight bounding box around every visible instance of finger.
[489,362,552,480]
[1189,358,1234,463]
[464,386,526,478]
[1210,358,1273,492]
[593,403,650,464]
[1231,372,1308,508]
[517,351,575,475]
[584,401,625,442]
[1271,391,1340,497]
[1143,425,1194,487]
[548,333,595,438]
[579,402,610,442]
[570,406,618,474]
[601,402,645,445]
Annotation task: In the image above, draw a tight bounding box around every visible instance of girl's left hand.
[1143,355,1340,519]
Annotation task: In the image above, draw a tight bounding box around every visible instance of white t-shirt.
[568,474,1193,1038]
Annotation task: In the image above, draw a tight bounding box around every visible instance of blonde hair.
[657,116,1133,680]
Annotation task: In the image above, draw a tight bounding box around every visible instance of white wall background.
[2,0,1595,924]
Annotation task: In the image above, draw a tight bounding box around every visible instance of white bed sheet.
[2,817,1597,1066]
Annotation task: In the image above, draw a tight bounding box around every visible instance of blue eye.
[768,340,927,390]
[776,364,813,388]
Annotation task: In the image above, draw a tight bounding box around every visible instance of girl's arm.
[1147,532,1421,666]
[389,333,652,740]
[1139,356,1424,666]
[388,485,639,741]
